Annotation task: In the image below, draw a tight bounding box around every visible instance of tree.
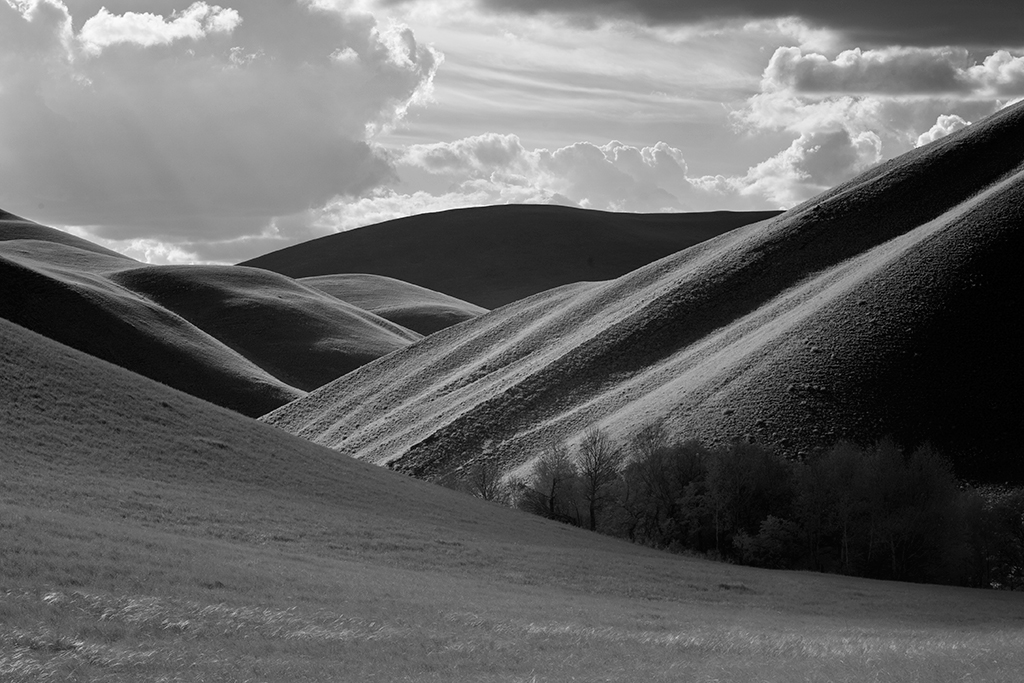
[523,440,581,525]
[860,440,967,582]
[794,442,869,573]
[576,428,624,531]
[619,424,710,548]
[705,440,794,557]
[465,459,502,501]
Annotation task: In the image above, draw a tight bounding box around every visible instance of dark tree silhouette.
[576,428,624,531]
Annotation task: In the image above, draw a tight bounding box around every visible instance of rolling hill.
[301,273,488,335]
[3,315,1023,681]
[262,101,1024,483]
[0,212,427,415]
[240,206,782,308]
[0,209,130,258]
[109,266,421,392]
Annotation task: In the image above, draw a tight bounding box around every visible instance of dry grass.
[3,500,1023,682]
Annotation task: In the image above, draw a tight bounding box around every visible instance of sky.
[1,0,1022,263]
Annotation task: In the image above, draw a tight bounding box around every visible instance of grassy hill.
[0,239,302,417]
[240,206,781,308]
[2,315,1023,681]
[0,214,437,415]
[109,265,421,392]
[262,101,1024,483]
[301,273,488,335]
[0,209,130,258]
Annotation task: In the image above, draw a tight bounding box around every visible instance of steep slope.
[263,101,1024,483]
[241,206,781,308]
[110,266,420,391]
[302,273,488,335]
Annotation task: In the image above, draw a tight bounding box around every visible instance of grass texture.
[3,316,1024,681]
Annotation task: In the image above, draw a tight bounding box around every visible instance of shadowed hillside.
[241,206,781,308]
[110,266,421,391]
[0,240,302,417]
[301,273,488,335]
[0,218,427,415]
[262,101,1024,483]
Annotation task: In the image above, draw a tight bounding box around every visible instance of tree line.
[444,425,1024,589]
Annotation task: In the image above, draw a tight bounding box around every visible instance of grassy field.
[3,318,1024,681]
[4,470,1024,682]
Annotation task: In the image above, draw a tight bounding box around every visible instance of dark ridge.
[241,206,782,308]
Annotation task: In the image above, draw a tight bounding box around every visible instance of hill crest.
[241,206,781,308]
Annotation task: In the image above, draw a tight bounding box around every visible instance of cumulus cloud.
[175,132,768,248]
[966,50,1024,97]
[448,0,1023,48]
[0,0,440,257]
[401,134,741,212]
[79,2,241,55]
[736,128,882,206]
[915,114,971,147]
[725,43,1019,206]
[763,46,1024,97]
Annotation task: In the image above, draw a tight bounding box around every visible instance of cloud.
[306,180,571,232]
[966,50,1024,97]
[401,134,744,212]
[0,0,440,254]
[438,0,1023,48]
[79,2,241,55]
[725,43,1017,206]
[915,114,971,147]
[763,46,1024,97]
[736,128,882,206]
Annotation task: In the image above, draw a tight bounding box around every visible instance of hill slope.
[3,317,1023,681]
[263,101,1024,482]
[0,240,302,416]
[0,219,424,415]
[241,206,781,308]
[301,273,488,335]
[110,266,421,391]
[0,209,131,258]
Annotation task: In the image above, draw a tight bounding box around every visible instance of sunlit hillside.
[263,100,1024,483]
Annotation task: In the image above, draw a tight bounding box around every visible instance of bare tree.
[576,428,624,531]
[524,440,580,524]
[466,459,502,501]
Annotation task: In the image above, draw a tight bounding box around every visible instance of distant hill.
[263,101,1024,483]
[109,266,420,392]
[301,273,488,335]
[240,206,782,309]
[0,209,130,258]
[0,214,429,416]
